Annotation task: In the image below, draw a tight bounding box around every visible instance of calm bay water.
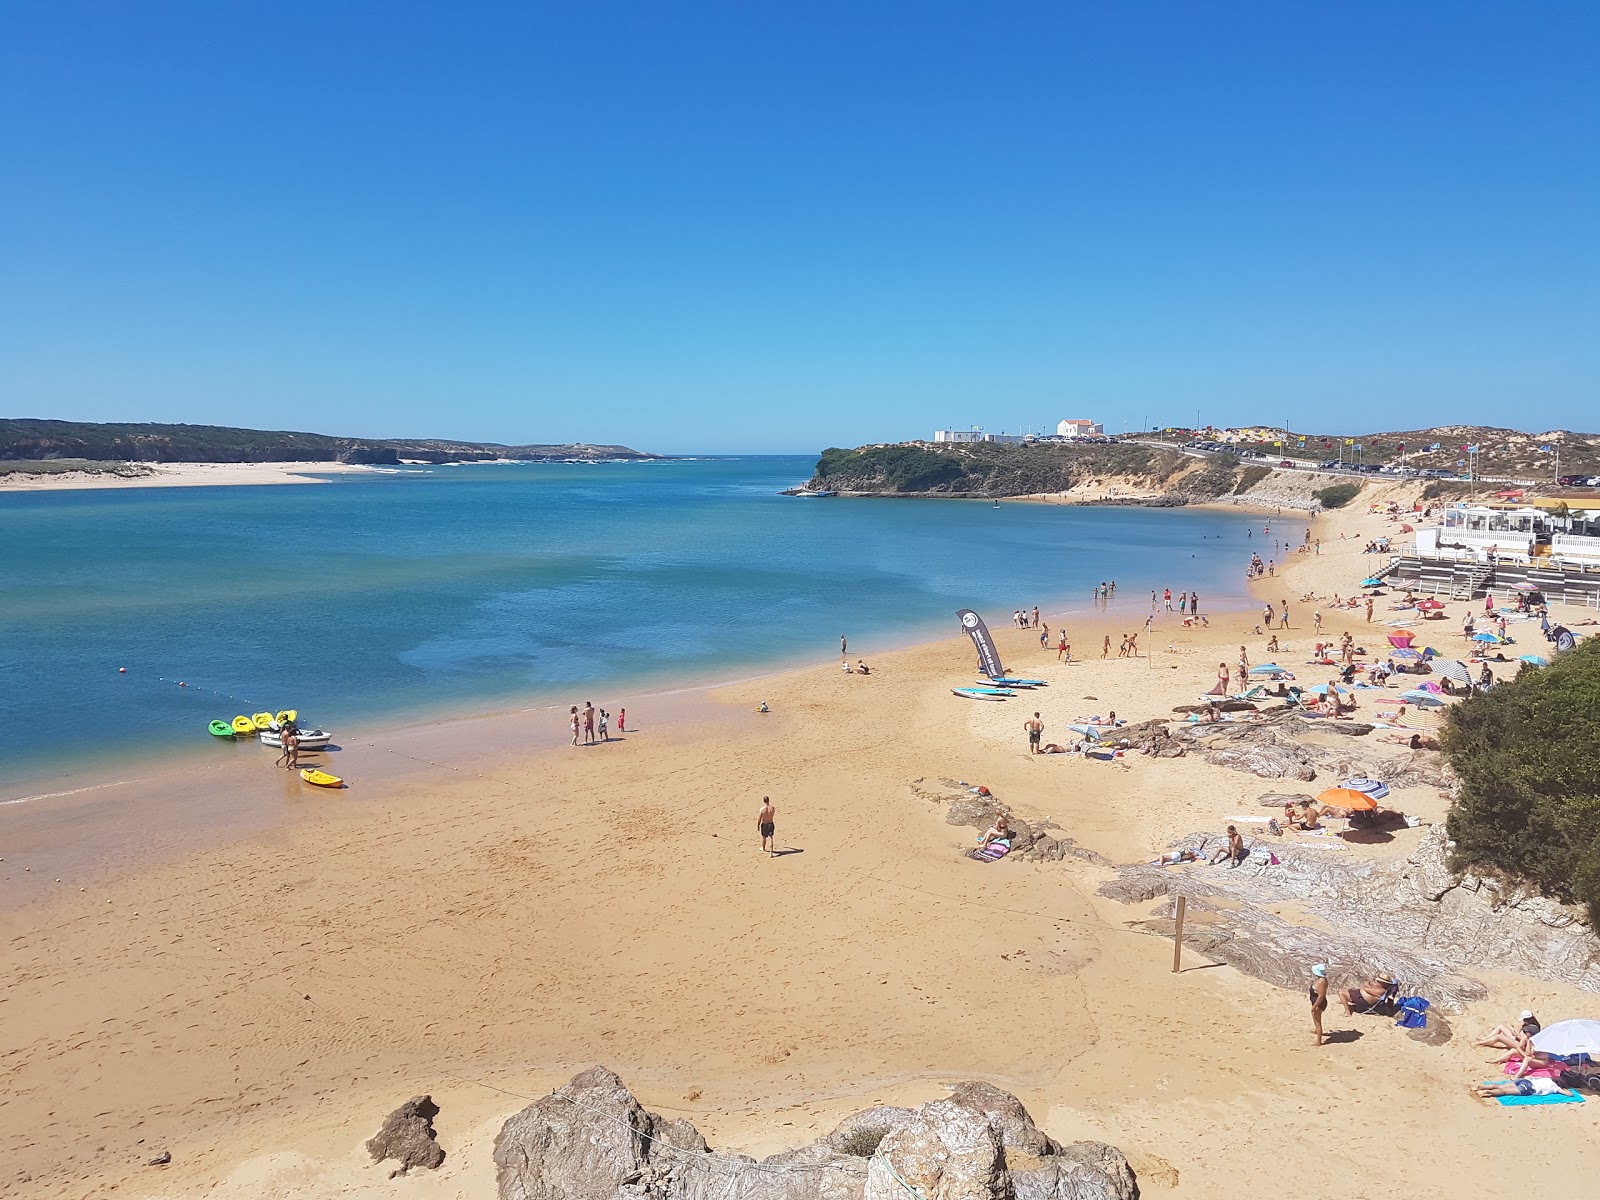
[0,457,1261,788]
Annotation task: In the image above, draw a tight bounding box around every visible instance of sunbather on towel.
[1471,1077,1572,1100]
[1149,848,1201,866]
[979,816,1011,850]
[1340,973,1397,1014]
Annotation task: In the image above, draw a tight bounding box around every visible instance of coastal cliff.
[808,441,1275,503]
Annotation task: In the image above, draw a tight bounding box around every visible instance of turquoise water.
[0,457,1261,784]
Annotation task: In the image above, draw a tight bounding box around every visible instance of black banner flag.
[957,609,1006,679]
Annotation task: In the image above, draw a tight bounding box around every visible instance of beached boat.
[230,715,258,736]
[208,720,235,739]
[258,728,332,750]
[299,768,343,787]
[985,677,1047,687]
[952,687,1015,700]
[274,708,297,725]
[251,711,275,730]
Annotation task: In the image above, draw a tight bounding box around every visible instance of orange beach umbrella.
[1316,787,1379,811]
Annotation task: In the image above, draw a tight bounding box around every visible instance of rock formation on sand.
[494,1067,1137,1200]
[366,1094,446,1176]
[944,791,1109,866]
[1099,825,1600,1005]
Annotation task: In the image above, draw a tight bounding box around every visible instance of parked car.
[1278,460,1294,468]
[1558,474,1586,486]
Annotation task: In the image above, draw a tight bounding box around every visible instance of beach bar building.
[1387,502,1600,606]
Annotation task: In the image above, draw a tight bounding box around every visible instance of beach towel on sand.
[967,842,1011,863]
[1478,1084,1585,1108]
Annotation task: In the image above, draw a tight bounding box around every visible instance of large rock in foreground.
[494,1067,1136,1200]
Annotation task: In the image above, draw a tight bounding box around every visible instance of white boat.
[793,489,837,498]
[258,728,332,750]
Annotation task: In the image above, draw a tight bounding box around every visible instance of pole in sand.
[1171,895,1187,972]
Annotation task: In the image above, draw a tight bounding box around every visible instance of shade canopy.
[1531,1020,1600,1058]
[1317,787,1379,811]
[1433,660,1471,684]
[1389,648,1423,661]
[1519,654,1549,666]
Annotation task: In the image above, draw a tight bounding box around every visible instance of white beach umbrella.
[1433,660,1471,685]
[1531,1019,1600,1057]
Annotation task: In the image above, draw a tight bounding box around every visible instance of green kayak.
[208,720,235,739]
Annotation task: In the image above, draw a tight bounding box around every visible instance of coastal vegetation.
[1311,482,1360,508]
[0,458,155,479]
[808,440,1347,503]
[1444,638,1600,922]
[0,418,656,464]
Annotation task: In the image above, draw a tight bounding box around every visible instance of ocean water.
[0,457,1263,788]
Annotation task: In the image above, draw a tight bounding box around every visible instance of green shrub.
[1443,638,1600,922]
[1312,482,1360,509]
[1234,465,1271,494]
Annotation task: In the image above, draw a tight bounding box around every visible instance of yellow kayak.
[231,715,257,736]
[275,709,298,725]
[251,711,275,730]
[300,768,343,788]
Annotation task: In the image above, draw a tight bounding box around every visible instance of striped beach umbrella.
[1433,660,1471,685]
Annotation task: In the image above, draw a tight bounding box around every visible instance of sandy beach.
[3,494,1597,1200]
[0,461,387,491]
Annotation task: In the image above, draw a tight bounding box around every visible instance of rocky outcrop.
[367,1095,445,1176]
[339,445,403,465]
[1099,825,1600,1003]
[945,794,1108,866]
[494,1068,1136,1200]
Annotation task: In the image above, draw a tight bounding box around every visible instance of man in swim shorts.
[1024,712,1043,753]
[757,797,776,856]
[1472,1076,1571,1100]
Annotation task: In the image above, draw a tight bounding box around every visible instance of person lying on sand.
[1471,1076,1573,1100]
[1148,848,1201,866]
[1039,743,1074,755]
[979,816,1011,850]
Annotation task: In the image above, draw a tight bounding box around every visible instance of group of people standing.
[569,700,625,746]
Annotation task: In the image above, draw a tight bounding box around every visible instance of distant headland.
[0,417,660,468]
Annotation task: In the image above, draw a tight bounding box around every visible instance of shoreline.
[6,494,1599,1199]
[0,460,391,491]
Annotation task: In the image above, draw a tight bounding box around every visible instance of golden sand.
[3,495,1597,1200]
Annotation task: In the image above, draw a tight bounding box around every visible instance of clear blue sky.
[2,3,1595,454]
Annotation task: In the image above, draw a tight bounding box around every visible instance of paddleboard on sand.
[952,687,1014,701]
[984,677,1047,688]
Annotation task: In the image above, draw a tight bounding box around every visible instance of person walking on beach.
[1032,606,1040,629]
[1190,590,1200,616]
[1309,964,1330,1046]
[1178,590,1187,614]
[1127,632,1139,656]
[1279,602,1290,629]
[1313,610,1323,634]
[598,708,609,742]
[1118,634,1129,658]
[1024,712,1044,753]
[840,634,848,656]
[583,701,596,745]
[570,706,581,746]
[1102,634,1111,658]
[757,797,776,856]
[1365,596,1374,623]
[617,707,626,733]
[1057,635,1068,660]
[1164,588,1173,611]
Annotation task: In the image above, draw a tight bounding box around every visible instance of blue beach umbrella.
[1360,577,1386,587]
[1519,654,1548,666]
[1472,631,1502,643]
[1308,682,1350,695]
[1389,648,1423,661]
[1401,690,1446,706]
[1249,664,1290,675]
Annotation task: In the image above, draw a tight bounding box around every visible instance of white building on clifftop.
[1057,419,1104,438]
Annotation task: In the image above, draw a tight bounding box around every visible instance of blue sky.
[2,2,1595,454]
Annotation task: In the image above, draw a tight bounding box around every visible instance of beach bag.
[1395,996,1430,1029]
